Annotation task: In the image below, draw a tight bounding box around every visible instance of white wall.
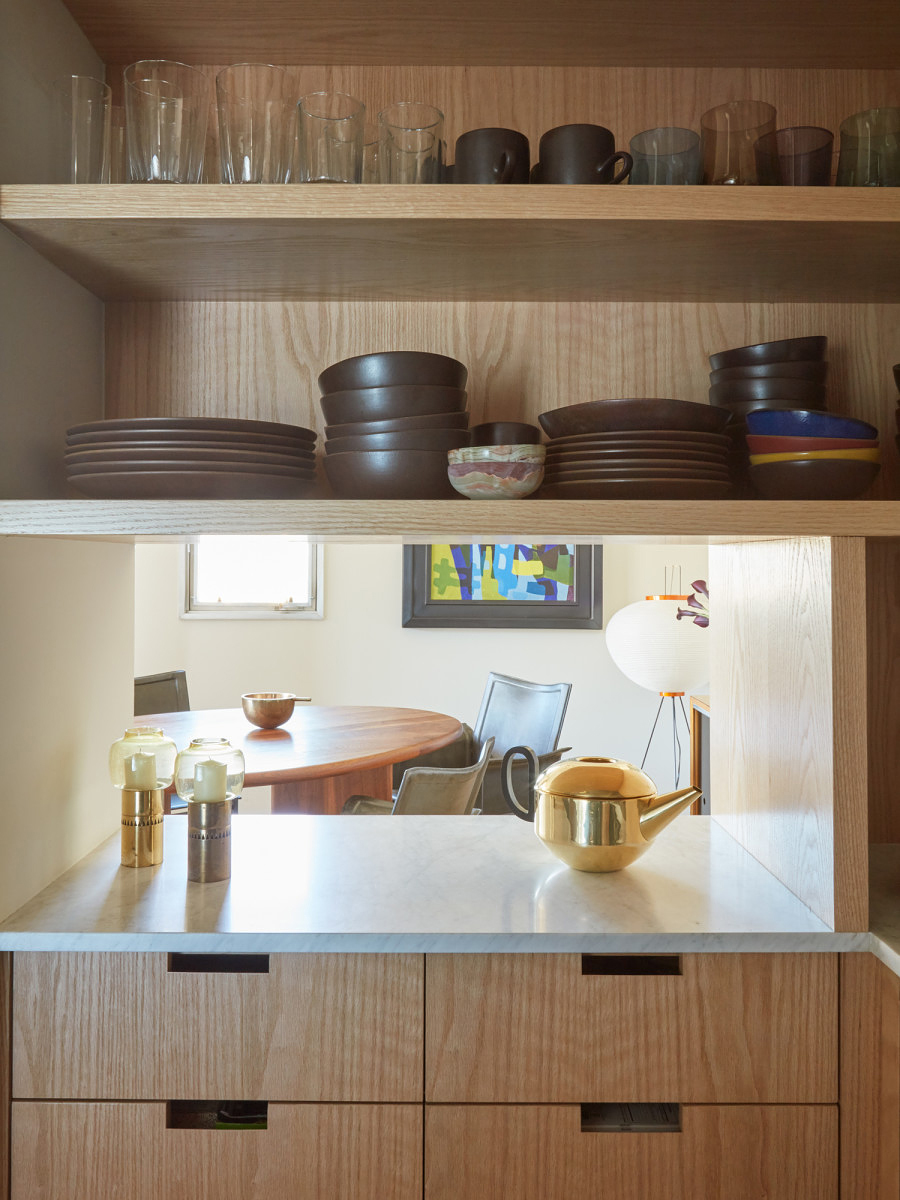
[0,538,134,920]
[134,541,709,805]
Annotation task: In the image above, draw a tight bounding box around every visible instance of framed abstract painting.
[401,543,603,629]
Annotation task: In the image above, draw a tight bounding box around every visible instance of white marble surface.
[0,815,867,953]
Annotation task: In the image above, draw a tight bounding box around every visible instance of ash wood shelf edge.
[3,500,900,540]
[3,186,900,302]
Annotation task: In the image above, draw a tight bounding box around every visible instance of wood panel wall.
[1,953,10,1200]
[709,537,868,931]
[866,538,900,842]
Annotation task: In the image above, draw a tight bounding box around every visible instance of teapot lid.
[537,756,658,801]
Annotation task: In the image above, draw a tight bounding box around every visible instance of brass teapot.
[501,747,701,873]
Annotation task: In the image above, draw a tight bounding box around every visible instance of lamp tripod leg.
[640,695,667,771]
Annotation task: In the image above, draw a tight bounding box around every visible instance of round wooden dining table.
[138,704,463,815]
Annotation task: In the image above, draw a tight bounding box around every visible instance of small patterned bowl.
[447,444,545,499]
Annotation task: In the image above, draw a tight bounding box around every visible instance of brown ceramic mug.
[453,127,530,183]
[534,123,633,184]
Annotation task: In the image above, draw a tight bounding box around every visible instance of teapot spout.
[639,787,702,842]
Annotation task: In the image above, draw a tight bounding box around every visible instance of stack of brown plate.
[318,352,469,499]
[536,398,732,499]
[65,417,319,499]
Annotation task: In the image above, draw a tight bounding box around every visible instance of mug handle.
[501,745,539,821]
[496,150,521,184]
[596,150,634,184]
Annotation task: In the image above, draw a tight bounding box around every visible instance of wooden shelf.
[59,0,900,68]
[3,186,900,302]
[3,500,900,541]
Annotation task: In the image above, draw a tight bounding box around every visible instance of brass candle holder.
[187,795,234,883]
[120,786,164,868]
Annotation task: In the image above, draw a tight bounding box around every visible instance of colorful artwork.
[429,544,578,604]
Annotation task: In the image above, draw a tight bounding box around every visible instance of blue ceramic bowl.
[744,409,878,441]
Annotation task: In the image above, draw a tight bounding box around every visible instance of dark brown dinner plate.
[539,399,731,439]
[67,459,315,477]
[65,445,317,468]
[67,471,321,500]
[546,429,731,448]
[537,478,733,499]
[543,465,730,482]
[67,428,318,450]
[545,446,729,465]
[67,416,317,442]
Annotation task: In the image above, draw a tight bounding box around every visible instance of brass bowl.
[241,692,297,730]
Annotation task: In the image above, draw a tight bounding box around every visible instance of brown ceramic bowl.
[320,385,467,427]
[708,378,827,407]
[325,411,470,439]
[747,434,879,453]
[749,458,880,499]
[708,336,827,371]
[324,428,470,455]
[468,421,543,445]
[318,351,468,395]
[709,360,829,384]
[241,692,299,729]
[539,398,730,439]
[323,449,461,498]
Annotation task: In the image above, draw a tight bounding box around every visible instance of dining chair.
[134,669,191,716]
[343,737,495,815]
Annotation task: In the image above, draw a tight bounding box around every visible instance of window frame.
[181,539,324,620]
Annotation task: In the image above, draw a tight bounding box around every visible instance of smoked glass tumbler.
[628,126,701,184]
[53,75,111,182]
[297,91,365,183]
[124,59,209,183]
[377,102,444,183]
[700,100,779,184]
[216,63,294,183]
[836,107,900,186]
[754,126,833,186]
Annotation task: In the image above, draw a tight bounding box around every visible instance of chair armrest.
[390,722,476,789]
[341,795,394,815]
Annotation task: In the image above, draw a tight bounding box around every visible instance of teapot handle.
[501,745,540,821]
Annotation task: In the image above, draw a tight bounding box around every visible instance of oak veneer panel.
[710,538,869,930]
[12,952,422,1101]
[59,6,900,70]
[424,953,836,1103]
[1,954,9,1200]
[105,300,900,500]
[11,1101,422,1200]
[425,1104,838,1200]
[840,953,900,1200]
[866,539,900,843]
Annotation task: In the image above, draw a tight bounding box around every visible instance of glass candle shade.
[174,737,245,803]
[216,63,294,183]
[836,107,900,186]
[53,75,111,183]
[700,100,779,185]
[377,101,444,184]
[109,726,176,789]
[297,91,366,183]
[124,59,209,183]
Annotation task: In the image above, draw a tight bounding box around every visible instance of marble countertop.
[0,814,869,953]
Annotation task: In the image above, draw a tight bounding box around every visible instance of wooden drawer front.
[425,1104,838,1200]
[13,951,422,1101]
[11,1101,422,1200]
[425,952,836,1102]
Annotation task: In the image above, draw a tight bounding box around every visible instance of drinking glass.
[836,107,900,186]
[362,122,380,183]
[628,126,701,184]
[754,126,833,186]
[124,59,209,183]
[52,75,110,183]
[108,106,128,183]
[297,91,365,183]
[377,102,444,184]
[216,63,294,183]
[700,100,779,184]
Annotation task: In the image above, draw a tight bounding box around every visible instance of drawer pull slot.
[167,1101,268,1130]
[581,954,681,976]
[581,1103,681,1133]
[168,953,270,974]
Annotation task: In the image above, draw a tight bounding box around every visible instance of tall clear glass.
[108,105,128,183]
[836,107,900,186]
[628,126,701,184]
[216,63,294,183]
[297,91,365,183]
[377,102,444,184]
[53,75,110,183]
[700,100,779,184]
[124,59,209,183]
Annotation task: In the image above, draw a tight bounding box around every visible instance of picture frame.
[402,543,603,629]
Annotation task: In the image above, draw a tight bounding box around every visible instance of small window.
[183,537,323,620]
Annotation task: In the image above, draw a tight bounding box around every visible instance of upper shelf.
[3,185,900,303]
[60,0,900,68]
[4,500,900,541]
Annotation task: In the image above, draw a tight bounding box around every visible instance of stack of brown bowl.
[64,416,319,499]
[536,398,733,498]
[319,352,470,498]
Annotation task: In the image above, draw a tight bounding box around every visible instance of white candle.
[123,751,157,790]
[193,759,227,802]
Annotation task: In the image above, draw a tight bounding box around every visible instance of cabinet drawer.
[425,1104,838,1200]
[11,1101,422,1200]
[425,952,836,1102]
[13,951,422,1100]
